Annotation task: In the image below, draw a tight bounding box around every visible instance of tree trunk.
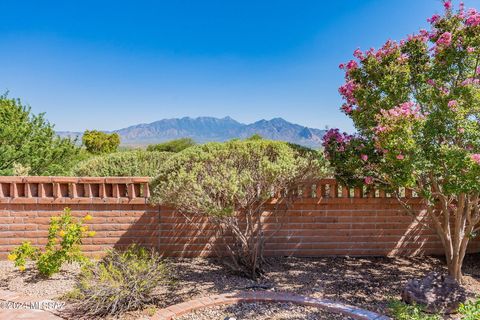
[429,192,478,284]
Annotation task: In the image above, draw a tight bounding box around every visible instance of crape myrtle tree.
[150,139,326,279]
[0,95,80,175]
[323,1,480,282]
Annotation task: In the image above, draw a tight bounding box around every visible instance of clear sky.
[1,0,477,132]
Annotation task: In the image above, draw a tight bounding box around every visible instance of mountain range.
[57,116,327,149]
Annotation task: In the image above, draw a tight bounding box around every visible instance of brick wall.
[0,177,477,259]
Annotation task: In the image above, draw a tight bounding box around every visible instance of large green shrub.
[150,140,327,279]
[0,94,80,175]
[146,138,196,153]
[72,150,172,177]
[67,245,167,317]
[82,130,120,154]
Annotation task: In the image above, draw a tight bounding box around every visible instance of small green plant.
[458,298,480,320]
[9,208,94,277]
[67,245,167,317]
[388,300,441,320]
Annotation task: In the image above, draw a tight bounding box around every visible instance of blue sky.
[1,0,477,131]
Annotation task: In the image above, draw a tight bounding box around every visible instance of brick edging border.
[151,291,391,320]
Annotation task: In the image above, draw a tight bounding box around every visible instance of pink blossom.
[458,127,465,133]
[447,100,458,109]
[443,1,452,11]
[467,47,475,53]
[353,48,364,60]
[397,53,409,63]
[436,32,452,47]
[426,79,436,86]
[360,154,368,161]
[339,63,345,69]
[396,154,405,160]
[374,125,387,134]
[471,154,480,165]
[346,60,358,71]
[466,8,480,27]
[382,101,424,119]
[341,104,353,114]
[364,176,374,185]
[339,80,358,105]
[427,14,441,24]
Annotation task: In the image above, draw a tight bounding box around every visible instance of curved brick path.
[0,290,63,320]
[151,291,391,320]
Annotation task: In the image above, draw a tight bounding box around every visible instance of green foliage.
[388,300,441,320]
[246,133,263,140]
[9,208,93,277]
[150,139,327,278]
[0,94,81,175]
[82,130,120,154]
[458,298,480,320]
[72,150,172,176]
[146,138,196,153]
[68,245,167,317]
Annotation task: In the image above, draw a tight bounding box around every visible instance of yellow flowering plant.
[9,207,95,277]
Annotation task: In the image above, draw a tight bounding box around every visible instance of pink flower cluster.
[381,102,424,119]
[471,154,480,165]
[436,32,452,47]
[341,103,354,115]
[338,80,358,105]
[461,78,480,86]
[322,129,352,146]
[466,8,480,27]
[427,14,441,25]
[447,100,458,110]
[444,1,452,11]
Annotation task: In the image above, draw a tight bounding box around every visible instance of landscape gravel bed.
[0,254,479,319]
[174,302,355,320]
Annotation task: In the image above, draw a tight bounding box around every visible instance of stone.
[401,271,466,314]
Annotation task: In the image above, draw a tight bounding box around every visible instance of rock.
[401,271,466,314]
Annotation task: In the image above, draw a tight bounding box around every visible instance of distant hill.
[57,116,326,149]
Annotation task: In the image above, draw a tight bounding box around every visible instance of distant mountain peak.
[57,116,326,149]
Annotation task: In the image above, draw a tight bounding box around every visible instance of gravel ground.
[0,254,479,319]
[157,254,480,314]
[174,302,354,320]
[0,261,80,299]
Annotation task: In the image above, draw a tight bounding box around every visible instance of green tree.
[73,150,172,177]
[82,130,120,154]
[0,95,80,175]
[146,138,196,153]
[150,140,326,279]
[323,1,480,282]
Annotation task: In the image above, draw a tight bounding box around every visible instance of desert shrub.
[9,208,93,277]
[82,130,120,154]
[458,298,480,320]
[150,139,327,279]
[388,300,441,320]
[146,138,196,152]
[72,150,172,176]
[68,245,167,317]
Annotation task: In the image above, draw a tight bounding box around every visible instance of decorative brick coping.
[0,176,421,205]
[0,176,150,204]
[151,291,391,320]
